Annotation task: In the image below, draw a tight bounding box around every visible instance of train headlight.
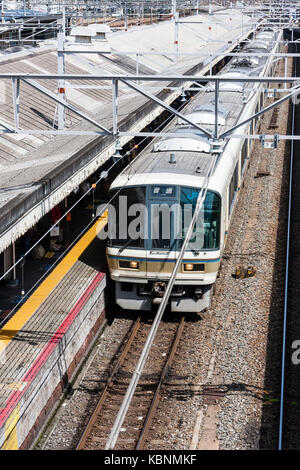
[119,260,139,269]
[184,263,194,271]
[130,261,139,269]
[183,263,205,272]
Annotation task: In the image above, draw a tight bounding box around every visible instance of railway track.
[279,39,300,450]
[76,315,185,450]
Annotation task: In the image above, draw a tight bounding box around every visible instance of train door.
[145,185,179,280]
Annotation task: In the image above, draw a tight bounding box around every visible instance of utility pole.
[172,0,176,19]
[174,10,179,63]
[124,4,128,31]
[57,7,66,130]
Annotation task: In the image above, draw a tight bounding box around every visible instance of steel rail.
[116,133,300,141]
[61,86,296,93]
[278,47,296,452]
[135,316,186,450]
[76,317,142,450]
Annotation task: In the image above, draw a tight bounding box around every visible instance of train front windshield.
[180,187,221,250]
[108,185,221,251]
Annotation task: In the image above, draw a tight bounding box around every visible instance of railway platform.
[0,214,107,450]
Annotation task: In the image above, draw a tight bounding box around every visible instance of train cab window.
[108,186,146,249]
[150,207,175,250]
[148,185,178,250]
[179,187,221,250]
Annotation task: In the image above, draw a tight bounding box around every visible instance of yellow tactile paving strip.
[0,213,107,451]
[0,214,107,356]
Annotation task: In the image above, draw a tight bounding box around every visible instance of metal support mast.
[57,7,66,130]
[172,0,176,19]
[173,0,179,63]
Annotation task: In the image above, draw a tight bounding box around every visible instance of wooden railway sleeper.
[76,317,142,450]
[135,317,185,450]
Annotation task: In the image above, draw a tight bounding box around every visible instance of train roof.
[111,29,280,193]
[127,150,212,177]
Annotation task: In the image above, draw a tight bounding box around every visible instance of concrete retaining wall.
[0,273,106,450]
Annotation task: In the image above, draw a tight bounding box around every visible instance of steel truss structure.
[0,2,298,146]
[2,69,300,150]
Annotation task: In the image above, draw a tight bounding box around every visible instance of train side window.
[260,92,264,110]
[241,140,248,173]
[229,163,238,214]
[254,104,259,128]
